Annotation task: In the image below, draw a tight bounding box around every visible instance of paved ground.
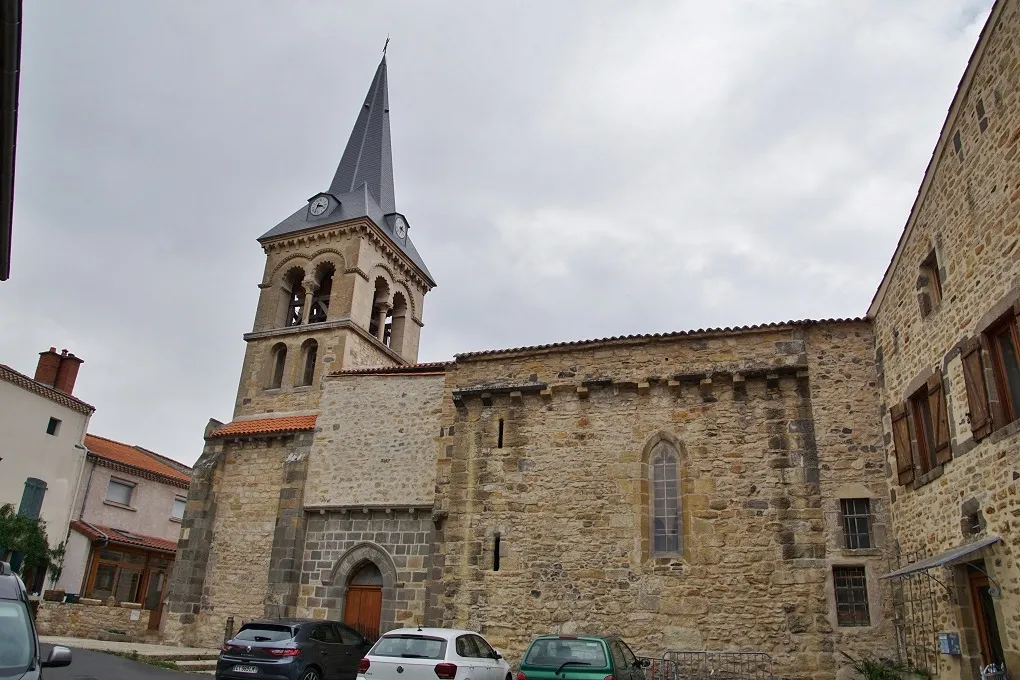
[40,645,199,680]
[40,636,220,659]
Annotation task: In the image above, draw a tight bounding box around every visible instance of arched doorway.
[344,562,383,641]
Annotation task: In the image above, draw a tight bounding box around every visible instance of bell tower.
[233,55,435,418]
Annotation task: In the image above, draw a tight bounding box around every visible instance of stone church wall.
[163,432,314,648]
[871,1,1020,675]
[305,372,444,508]
[432,323,893,680]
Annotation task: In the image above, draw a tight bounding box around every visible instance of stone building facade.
[868,0,1020,677]
[164,3,1020,678]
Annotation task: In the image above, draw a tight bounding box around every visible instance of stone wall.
[163,432,315,648]
[432,322,893,680]
[36,600,151,641]
[305,372,445,508]
[295,509,435,632]
[870,0,1020,677]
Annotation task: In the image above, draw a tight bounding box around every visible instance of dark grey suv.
[0,561,71,678]
[217,619,372,680]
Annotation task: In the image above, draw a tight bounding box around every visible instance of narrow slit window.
[953,130,964,160]
[976,98,988,133]
[497,419,504,448]
[46,417,61,436]
[493,534,500,572]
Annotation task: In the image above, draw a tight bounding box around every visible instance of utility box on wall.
[938,632,961,655]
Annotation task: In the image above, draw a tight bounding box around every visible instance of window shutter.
[928,373,952,465]
[890,403,914,485]
[17,478,47,521]
[962,338,992,440]
[980,335,1008,432]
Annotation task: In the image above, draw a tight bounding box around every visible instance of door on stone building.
[968,566,1006,671]
[344,563,383,641]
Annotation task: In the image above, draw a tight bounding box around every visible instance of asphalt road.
[40,645,198,680]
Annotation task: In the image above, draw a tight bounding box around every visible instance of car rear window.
[371,634,447,659]
[524,638,608,668]
[234,624,294,642]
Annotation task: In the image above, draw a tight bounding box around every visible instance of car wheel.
[301,669,322,680]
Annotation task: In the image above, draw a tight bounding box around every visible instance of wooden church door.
[343,562,383,641]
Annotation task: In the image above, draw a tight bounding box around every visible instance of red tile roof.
[209,415,318,439]
[333,361,449,376]
[69,520,178,555]
[453,318,869,360]
[0,363,95,414]
[85,434,191,487]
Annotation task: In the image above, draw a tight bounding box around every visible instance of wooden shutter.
[962,338,992,439]
[928,373,952,465]
[17,477,47,520]
[890,403,914,485]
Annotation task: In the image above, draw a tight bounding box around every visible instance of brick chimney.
[53,349,84,395]
[34,347,62,387]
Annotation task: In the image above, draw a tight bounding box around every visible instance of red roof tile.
[85,434,191,486]
[333,362,449,376]
[453,318,868,360]
[210,415,318,439]
[70,520,178,555]
[0,363,95,414]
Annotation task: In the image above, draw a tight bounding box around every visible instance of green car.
[515,636,648,680]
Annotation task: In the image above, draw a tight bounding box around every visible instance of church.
[164,2,1020,678]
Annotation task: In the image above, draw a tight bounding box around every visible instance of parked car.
[0,561,72,678]
[357,628,511,680]
[217,619,373,680]
[515,635,647,680]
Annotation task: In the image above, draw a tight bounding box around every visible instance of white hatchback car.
[358,628,511,680]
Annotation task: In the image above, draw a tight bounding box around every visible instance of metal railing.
[652,651,773,680]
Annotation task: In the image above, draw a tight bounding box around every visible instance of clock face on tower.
[394,216,407,238]
[309,196,329,216]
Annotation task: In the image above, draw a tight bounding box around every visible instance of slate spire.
[329,56,395,214]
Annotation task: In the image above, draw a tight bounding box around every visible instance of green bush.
[0,503,61,579]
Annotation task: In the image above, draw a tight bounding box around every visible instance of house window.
[106,479,134,506]
[910,384,939,474]
[171,497,186,520]
[976,98,988,133]
[840,499,872,549]
[45,418,61,436]
[833,566,871,626]
[17,478,47,520]
[918,249,942,316]
[650,442,681,555]
[891,373,951,486]
[953,130,964,160]
[988,315,1020,424]
[87,549,147,602]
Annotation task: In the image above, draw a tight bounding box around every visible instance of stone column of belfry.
[374,302,391,342]
[300,279,319,325]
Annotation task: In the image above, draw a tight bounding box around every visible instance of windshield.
[371,635,447,659]
[0,600,34,676]
[234,624,294,643]
[524,639,608,668]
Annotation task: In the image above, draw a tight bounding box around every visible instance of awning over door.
[881,535,1000,579]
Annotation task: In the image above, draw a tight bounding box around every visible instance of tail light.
[267,648,302,657]
[604,676,616,680]
[435,662,458,679]
[359,658,372,673]
[516,673,527,680]
[220,644,240,653]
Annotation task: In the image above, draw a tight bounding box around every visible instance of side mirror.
[493,648,504,660]
[639,659,651,668]
[42,645,72,668]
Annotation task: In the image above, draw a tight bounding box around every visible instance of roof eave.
[0,0,21,282]
[867,0,1005,318]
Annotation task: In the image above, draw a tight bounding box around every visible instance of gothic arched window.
[268,343,287,389]
[650,442,681,555]
[299,339,318,387]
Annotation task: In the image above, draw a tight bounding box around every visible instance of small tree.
[0,503,60,584]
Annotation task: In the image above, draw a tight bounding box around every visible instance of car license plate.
[232,665,259,674]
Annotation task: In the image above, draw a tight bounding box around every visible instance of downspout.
[77,454,95,521]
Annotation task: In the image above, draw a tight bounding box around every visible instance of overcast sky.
[0,1,993,465]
